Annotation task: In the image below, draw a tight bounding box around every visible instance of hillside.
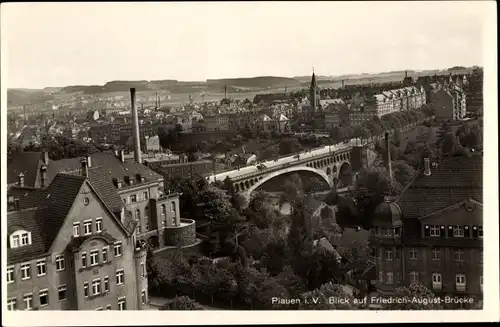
[207,76,302,92]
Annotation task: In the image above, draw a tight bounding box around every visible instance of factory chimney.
[224,86,227,99]
[130,88,142,163]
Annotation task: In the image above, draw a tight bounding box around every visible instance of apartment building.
[430,88,466,121]
[372,86,426,118]
[203,113,230,132]
[370,156,483,308]
[7,174,147,311]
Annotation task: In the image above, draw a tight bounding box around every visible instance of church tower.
[309,68,321,115]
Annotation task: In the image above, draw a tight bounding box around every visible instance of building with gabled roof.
[6,173,148,311]
[370,155,483,308]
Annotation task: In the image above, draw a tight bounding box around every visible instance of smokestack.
[384,132,392,180]
[42,151,49,165]
[86,155,92,168]
[341,80,345,88]
[405,71,408,78]
[81,158,88,177]
[18,173,25,187]
[120,150,125,163]
[130,88,142,164]
[40,165,47,188]
[424,158,431,176]
[224,86,227,99]
[156,92,158,109]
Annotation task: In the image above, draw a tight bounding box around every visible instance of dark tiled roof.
[7,187,47,211]
[7,152,42,187]
[42,174,88,250]
[7,207,50,264]
[397,156,483,219]
[87,168,124,213]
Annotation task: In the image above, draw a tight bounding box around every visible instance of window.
[116,269,125,285]
[102,247,108,263]
[454,249,465,262]
[7,266,15,283]
[113,242,122,257]
[21,262,31,280]
[36,259,47,276]
[23,294,33,310]
[143,192,148,200]
[39,289,49,306]
[432,273,442,283]
[453,226,464,237]
[478,226,483,238]
[104,276,110,292]
[7,298,17,311]
[10,230,32,248]
[141,290,147,304]
[171,201,176,214]
[410,271,419,283]
[55,255,65,271]
[430,225,440,236]
[386,272,393,284]
[90,250,99,266]
[378,270,383,282]
[95,218,103,233]
[394,228,400,236]
[73,222,81,237]
[92,279,101,295]
[84,220,92,235]
[135,209,141,220]
[83,197,90,205]
[118,297,127,311]
[84,282,89,298]
[12,235,20,248]
[385,249,393,261]
[431,248,441,261]
[409,248,418,260]
[456,274,466,285]
[21,233,30,245]
[131,195,137,203]
[82,252,87,268]
[140,262,146,278]
[58,285,67,301]
[161,204,166,216]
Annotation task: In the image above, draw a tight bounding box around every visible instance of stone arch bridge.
[208,142,369,201]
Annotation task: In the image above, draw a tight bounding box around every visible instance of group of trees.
[22,135,100,160]
[329,107,433,144]
[151,174,369,309]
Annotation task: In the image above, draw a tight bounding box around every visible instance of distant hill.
[7,89,54,106]
[207,76,302,92]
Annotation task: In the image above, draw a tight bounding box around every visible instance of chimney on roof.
[81,158,88,177]
[86,155,92,168]
[120,150,125,163]
[40,165,48,188]
[42,151,49,165]
[424,158,431,176]
[18,172,25,187]
[384,132,393,180]
[130,88,142,164]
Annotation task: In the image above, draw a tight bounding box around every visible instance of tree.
[260,231,289,275]
[160,296,204,310]
[353,167,397,228]
[279,138,301,155]
[323,185,338,206]
[392,129,402,147]
[276,265,306,297]
[441,132,458,156]
[391,160,416,187]
[387,282,443,310]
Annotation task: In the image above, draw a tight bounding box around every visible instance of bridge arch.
[243,166,333,198]
[338,162,352,186]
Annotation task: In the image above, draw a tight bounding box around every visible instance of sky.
[2,1,490,89]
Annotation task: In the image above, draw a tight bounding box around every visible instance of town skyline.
[2,2,487,89]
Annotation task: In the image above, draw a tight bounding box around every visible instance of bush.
[160,296,204,310]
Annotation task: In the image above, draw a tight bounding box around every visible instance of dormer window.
[10,230,32,248]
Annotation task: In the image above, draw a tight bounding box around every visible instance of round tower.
[134,240,148,310]
[371,199,404,293]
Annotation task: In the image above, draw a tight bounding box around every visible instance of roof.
[45,152,163,191]
[313,237,342,261]
[7,173,136,264]
[373,201,403,228]
[7,151,42,187]
[397,156,483,220]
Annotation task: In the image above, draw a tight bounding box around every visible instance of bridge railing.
[230,146,354,182]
